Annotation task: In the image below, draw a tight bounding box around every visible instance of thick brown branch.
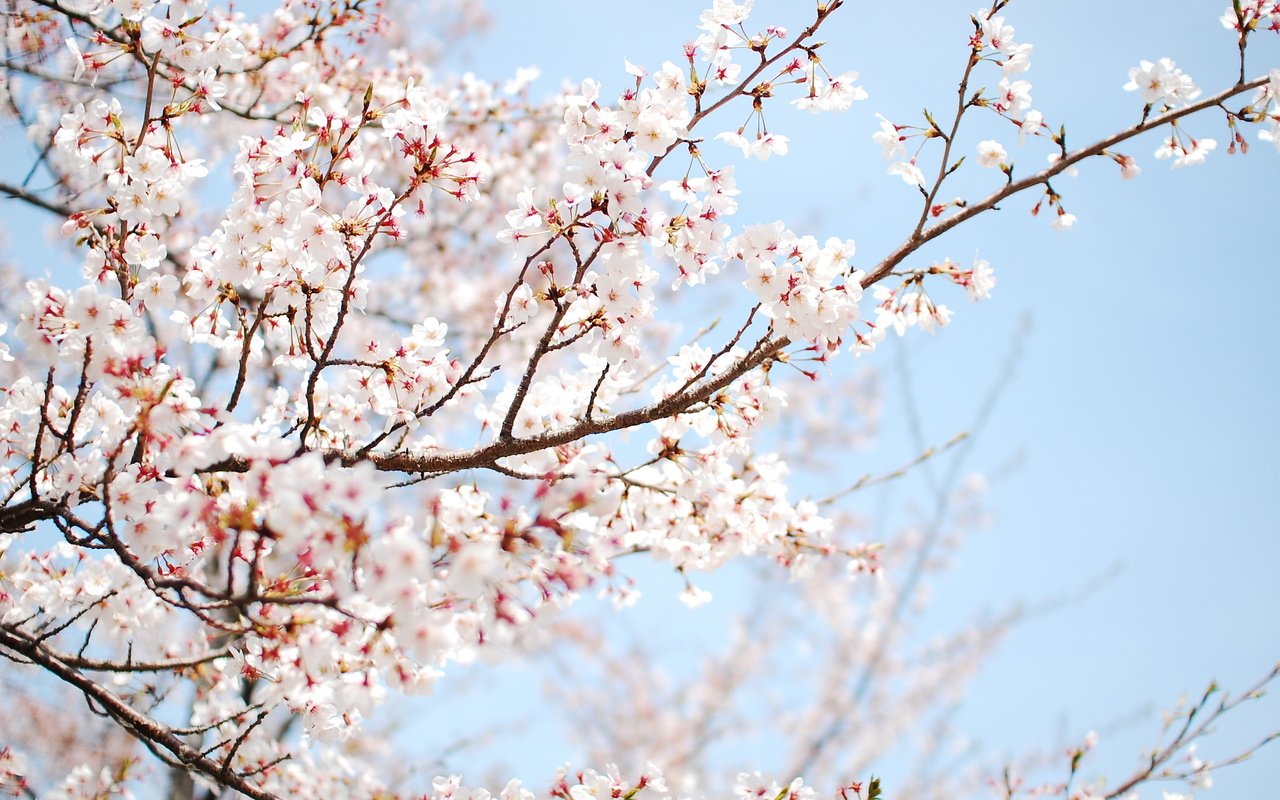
[863,74,1270,289]
[0,627,281,800]
[0,498,60,533]
[209,335,790,477]
[0,179,73,218]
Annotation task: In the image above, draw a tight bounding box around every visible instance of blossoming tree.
[0,0,1277,798]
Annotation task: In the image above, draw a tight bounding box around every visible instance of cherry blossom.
[0,1,1275,798]
[1155,134,1218,167]
[888,158,926,187]
[872,114,906,159]
[1124,58,1201,107]
[976,139,1008,168]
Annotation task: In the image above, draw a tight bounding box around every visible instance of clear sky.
[422,0,1280,795]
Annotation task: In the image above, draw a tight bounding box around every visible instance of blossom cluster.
[1221,0,1280,34]
[730,223,862,348]
[1123,58,1202,107]
[1255,68,1280,150]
